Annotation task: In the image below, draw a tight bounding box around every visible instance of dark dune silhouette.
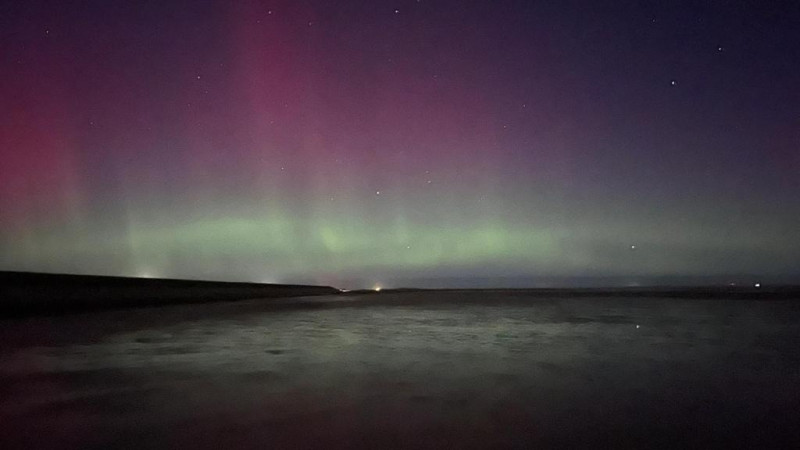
[3,271,800,317]
[0,271,340,317]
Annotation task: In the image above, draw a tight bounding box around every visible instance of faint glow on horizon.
[137,269,158,279]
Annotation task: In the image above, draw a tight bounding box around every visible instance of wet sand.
[1,291,799,448]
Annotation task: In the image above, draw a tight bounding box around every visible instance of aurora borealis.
[1,1,799,287]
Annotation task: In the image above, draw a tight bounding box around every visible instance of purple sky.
[1,0,798,287]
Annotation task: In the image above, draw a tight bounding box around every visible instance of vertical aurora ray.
[1,0,798,287]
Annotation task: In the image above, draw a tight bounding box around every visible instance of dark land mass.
[3,271,800,318]
[0,271,340,317]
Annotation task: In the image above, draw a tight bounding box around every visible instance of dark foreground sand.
[1,291,799,449]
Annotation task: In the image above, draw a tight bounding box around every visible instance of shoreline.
[2,271,799,318]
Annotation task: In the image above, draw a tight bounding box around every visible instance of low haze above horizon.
[2,0,799,288]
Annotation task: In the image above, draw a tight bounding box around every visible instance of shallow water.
[1,292,799,448]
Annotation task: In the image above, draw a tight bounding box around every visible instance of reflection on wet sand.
[1,292,799,448]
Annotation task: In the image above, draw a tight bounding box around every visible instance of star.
[670,80,677,86]
[630,245,636,250]
[394,9,400,14]
[376,191,381,195]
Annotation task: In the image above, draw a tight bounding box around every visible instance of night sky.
[1,0,798,288]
